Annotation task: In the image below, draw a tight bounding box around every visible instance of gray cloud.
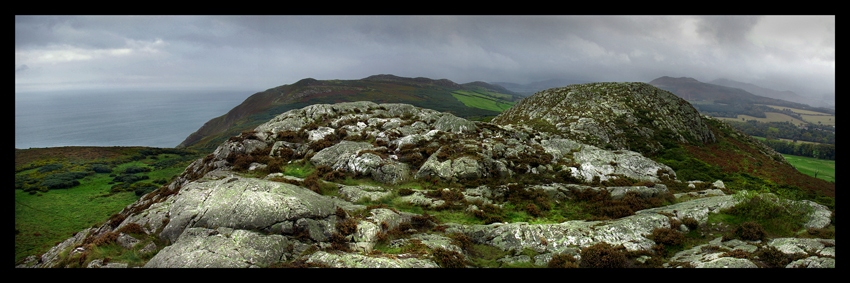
[14,15,835,98]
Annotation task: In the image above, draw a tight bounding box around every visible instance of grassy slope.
[682,119,834,199]
[15,177,138,262]
[14,147,202,263]
[749,136,834,182]
[450,90,515,112]
[182,79,512,153]
[781,154,835,183]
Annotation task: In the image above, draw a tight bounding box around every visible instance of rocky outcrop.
[491,82,716,155]
[19,95,834,268]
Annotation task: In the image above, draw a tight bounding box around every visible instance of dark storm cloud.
[14,15,834,98]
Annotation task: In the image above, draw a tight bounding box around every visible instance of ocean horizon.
[15,89,255,149]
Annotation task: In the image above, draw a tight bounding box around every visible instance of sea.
[15,89,255,149]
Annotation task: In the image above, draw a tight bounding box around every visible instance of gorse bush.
[38,163,63,173]
[40,171,89,190]
[90,164,112,173]
[123,166,151,174]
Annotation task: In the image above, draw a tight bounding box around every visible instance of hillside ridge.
[18,81,834,268]
[177,75,520,152]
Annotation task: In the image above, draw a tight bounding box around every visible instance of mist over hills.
[708,78,835,109]
[648,76,834,115]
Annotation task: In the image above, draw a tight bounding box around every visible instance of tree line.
[760,138,835,160]
[725,120,835,145]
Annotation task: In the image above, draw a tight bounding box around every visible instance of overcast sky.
[15,15,835,97]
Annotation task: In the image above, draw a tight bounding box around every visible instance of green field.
[716,112,808,127]
[752,136,823,145]
[782,154,835,183]
[451,90,515,112]
[759,104,835,126]
[15,147,201,264]
[15,177,139,262]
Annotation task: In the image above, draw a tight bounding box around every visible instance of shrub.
[682,217,700,231]
[277,147,295,161]
[335,217,358,236]
[90,164,112,173]
[303,174,322,194]
[720,249,751,259]
[432,248,466,268]
[40,171,88,189]
[117,223,146,235]
[579,242,628,268]
[37,163,63,173]
[598,204,634,220]
[277,130,305,143]
[112,174,149,184]
[397,188,415,196]
[123,166,151,174]
[92,231,120,246]
[447,232,474,251]
[651,227,684,246]
[548,253,579,268]
[230,154,255,171]
[267,158,285,174]
[329,233,351,252]
[335,207,347,219]
[404,214,437,232]
[753,245,790,268]
[735,221,767,241]
[525,203,544,218]
[308,139,334,152]
[805,227,835,238]
[106,213,126,229]
[132,183,160,196]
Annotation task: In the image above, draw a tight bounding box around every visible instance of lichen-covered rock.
[337,185,392,202]
[145,227,292,268]
[310,141,376,171]
[305,251,439,268]
[159,175,352,243]
[569,146,675,182]
[21,99,833,269]
[786,256,835,268]
[767,238,835,257]
[492,82,716,156]
[433,113,478,134]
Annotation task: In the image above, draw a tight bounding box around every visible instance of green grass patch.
[281,162,315,178]
[15,182,138,263]
[429,210,482,225]
[782,154,835,183]
[709,191,814,239]
[15,146,202,264]
[451,90,515,112]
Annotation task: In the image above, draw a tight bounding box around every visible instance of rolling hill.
[177,74,522,152]
[648,76,834,115]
